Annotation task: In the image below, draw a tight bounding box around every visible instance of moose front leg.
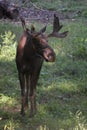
[18,72,26,116]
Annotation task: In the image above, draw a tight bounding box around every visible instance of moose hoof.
[20,111,25,116]
[29,113,35,118]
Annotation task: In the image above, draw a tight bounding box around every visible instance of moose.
[16,14,68,117]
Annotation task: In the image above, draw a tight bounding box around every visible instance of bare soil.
[0,4,78,24]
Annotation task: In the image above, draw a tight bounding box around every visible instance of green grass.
[29,0,87,18]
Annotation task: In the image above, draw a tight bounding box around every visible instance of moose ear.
[40,26,47,33]
[33,25,47,37]
[31,25,35,33]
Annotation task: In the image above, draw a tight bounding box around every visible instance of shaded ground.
[20,6,64,23]
[0,4,80,24]
[19,6,80,23]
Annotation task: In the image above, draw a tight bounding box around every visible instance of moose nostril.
[48,55,52,60]
[44,50,56,62]
[48,54,55,62]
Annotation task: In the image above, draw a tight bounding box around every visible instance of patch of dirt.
[19,6,78,23]
[0,4,78,24]
[20,6,65,23]
[2,105,20,113]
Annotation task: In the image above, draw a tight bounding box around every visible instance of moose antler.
[48,14,68,38]
[20,17,46,36]
[20,14,68,38]
[20,17,27,32]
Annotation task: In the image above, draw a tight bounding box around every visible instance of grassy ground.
[0,0,87,130]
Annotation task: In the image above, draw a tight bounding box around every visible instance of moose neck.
[23,36,43,61]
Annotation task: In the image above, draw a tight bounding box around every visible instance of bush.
[0,31,17,51]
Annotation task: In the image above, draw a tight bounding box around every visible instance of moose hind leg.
[29,75,39,117]
[29,88,36,117]
[25,74,30,108]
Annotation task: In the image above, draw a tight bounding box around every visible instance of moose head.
[20,14,68,62]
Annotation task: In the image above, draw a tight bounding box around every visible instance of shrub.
[0,31,17,51]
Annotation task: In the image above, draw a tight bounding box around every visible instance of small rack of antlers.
[20,14,68,38]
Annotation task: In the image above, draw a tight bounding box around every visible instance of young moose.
[16,14,68,117]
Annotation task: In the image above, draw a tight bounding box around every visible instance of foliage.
[0,30,17,52]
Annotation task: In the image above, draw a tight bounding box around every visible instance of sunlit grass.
[0,94,17,106]
[3,119,19,130]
